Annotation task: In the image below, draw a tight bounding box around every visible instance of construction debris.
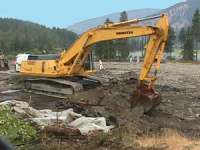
[0,100,114,135]
[0,90,21,94]
[0,52,9,71]
[44,126,81,136]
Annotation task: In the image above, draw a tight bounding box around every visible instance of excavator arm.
[59,14,169,88]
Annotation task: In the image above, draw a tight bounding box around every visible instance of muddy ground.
[0,62,200,150]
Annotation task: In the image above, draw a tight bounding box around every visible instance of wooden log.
[44,126,81,136]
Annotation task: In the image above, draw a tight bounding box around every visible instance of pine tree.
[179,28,186,47]
[165,26,176,58]
[120,11,128,22]
[115,11,130,60]
[94,18,116,60]
[182,27,194,61]
[192,9,200,61]
[192,9,200,41]
[105,18,113,24]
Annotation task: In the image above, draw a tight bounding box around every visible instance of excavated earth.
[0,62,200,150]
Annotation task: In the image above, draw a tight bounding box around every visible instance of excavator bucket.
[131,83,161,114]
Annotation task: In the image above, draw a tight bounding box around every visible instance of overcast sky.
[0,0,184,28]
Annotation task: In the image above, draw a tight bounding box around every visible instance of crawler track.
[24,76,102,98]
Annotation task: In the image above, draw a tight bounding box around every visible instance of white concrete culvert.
[0,100,114,135]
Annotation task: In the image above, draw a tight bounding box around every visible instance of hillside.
[0,18,78,54]
[157,0,200,31]
[67,0,200,34]
[67,9,160,34]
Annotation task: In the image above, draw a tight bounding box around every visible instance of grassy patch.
[0,105,37,146]
[137,129,200,150]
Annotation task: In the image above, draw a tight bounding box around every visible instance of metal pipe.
[138,14,164,22]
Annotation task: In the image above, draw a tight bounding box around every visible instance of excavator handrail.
[110,14,165,27]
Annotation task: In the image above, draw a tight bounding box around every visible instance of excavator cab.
[83,52,95,72]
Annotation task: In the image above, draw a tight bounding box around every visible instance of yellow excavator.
[20,14,169,113]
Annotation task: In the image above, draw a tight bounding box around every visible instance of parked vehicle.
[15,54,30,72]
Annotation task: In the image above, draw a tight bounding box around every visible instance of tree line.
[0,18,78,55]
[93,9,200,61]
[93,11,176,61]
[164,9,200,61]
[93,11,132,60]
[178,9,200,61]
[1,10,199,61]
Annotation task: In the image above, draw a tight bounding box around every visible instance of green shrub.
[0,105,37,145]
